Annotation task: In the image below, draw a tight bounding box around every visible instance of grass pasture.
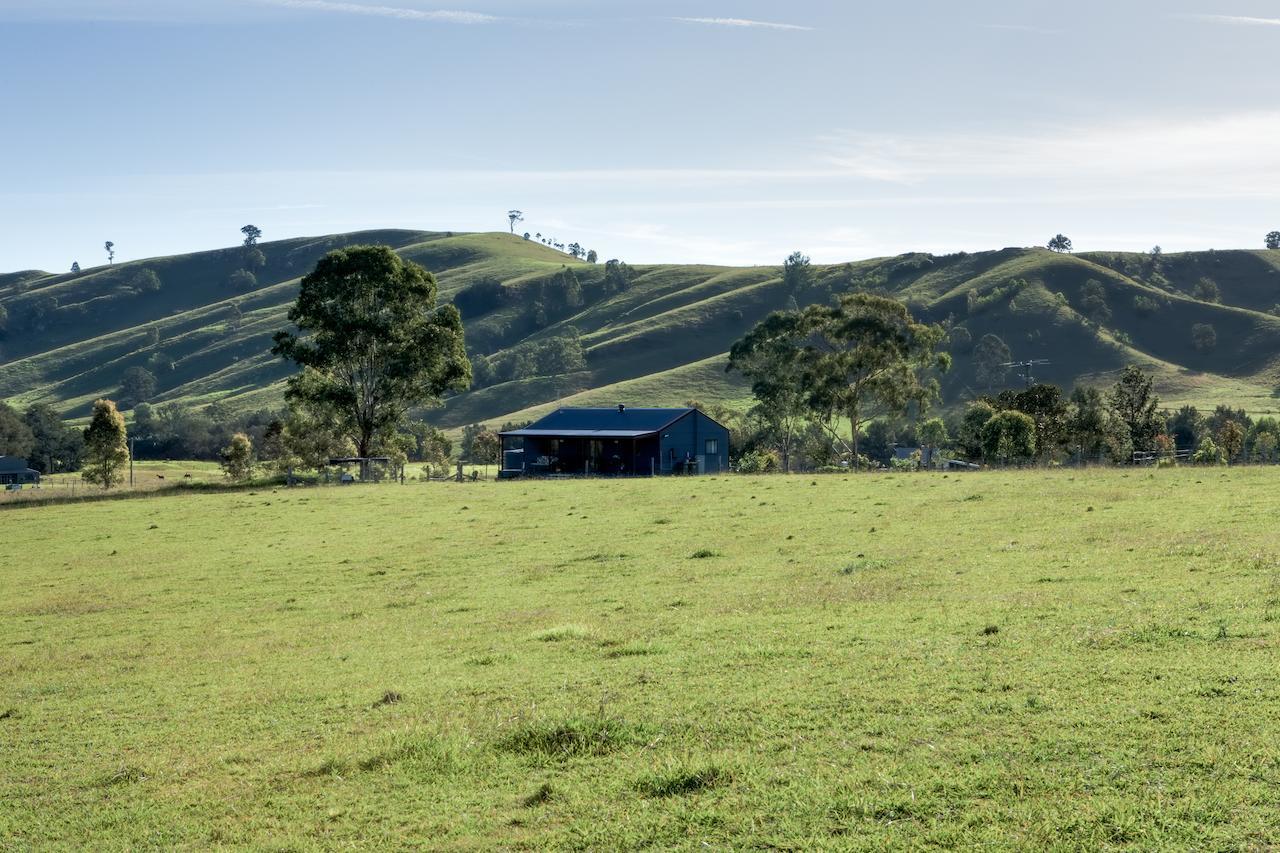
[3,470,1280,848]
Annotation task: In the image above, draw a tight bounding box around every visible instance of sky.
[2,0,1279,271]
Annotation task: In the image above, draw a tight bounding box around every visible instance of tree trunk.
[850,404,860,471]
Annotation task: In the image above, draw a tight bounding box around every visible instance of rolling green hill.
[3,231,1280,429]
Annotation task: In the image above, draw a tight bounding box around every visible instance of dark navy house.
[499,406,730,477]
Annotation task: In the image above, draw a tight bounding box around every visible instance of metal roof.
[501,407,693,438]
[502,428,663,439]
[0,456,35,473]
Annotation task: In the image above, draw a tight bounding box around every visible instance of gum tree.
[272,245,471,462]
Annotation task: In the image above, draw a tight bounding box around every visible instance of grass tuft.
[520,783,553,807]
[633,764,728,798]
[532,624,594,642]
[374,690,403,707]
[496,716,649,759]
[690,549,720,559]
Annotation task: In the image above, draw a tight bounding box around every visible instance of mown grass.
[3,469,1280,848]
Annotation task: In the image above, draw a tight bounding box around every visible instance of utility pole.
[129,437,135,487]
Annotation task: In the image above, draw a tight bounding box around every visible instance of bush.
[1193,437,1224,466]
[228,269,257,290]
[1133,295,1160,316]
[736,449,780,474]
[1191,323,1217,353]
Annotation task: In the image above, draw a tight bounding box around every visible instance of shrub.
[1193,277,1221,303]
[1193,437,1224,465]
[1133,295,1160,316]
[736,449,780,474]
[220,432,254,481]
[1191,323,1217,353]
[228,269,257,290]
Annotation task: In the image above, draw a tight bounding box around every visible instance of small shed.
[0,457,41,487]
[500,405,730,477]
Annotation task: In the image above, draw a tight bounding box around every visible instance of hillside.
[3,232,1280,428]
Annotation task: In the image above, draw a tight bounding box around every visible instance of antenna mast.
[1000,359,1051,389]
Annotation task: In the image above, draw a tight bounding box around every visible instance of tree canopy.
[82,399,129,489]
[0,401,36,459]
[272,245,471,458]
[732,293,947,463]
[1047,234,1073,253]
[1109,365,1162,453]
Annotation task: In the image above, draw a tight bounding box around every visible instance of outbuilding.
[500,405,730,477]
[0,457,41,488]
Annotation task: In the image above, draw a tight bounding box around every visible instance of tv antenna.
[1001,359,1051,389]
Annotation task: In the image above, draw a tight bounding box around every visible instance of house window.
[705,439,719,455]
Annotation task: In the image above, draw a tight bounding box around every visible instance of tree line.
[726,287,1277,471]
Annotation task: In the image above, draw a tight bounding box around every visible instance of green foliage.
[1109,365,1164,453]
[1166,405,1205,452]
[1047,234,1073,253]
[1193,436,1224,465]
[981,409,1037,463]
[81,398,129,489]
[1193,277,1221,303]
[272,246,471,457]
[219,432,254,482]
[992,384,1067,461]
[227,269,256,290]
[918,416,949,451]
[1080,279,1111,324]
[966,279,1028,316]
[1132,295,1161,316]
[1068,385,1130,463]
[733,293,946,463]
[782,251,812,294]
[129,269,162,294]
[973,333,1011,389]
[23,403,83,473]
[1251,429,1278,463]
[240,224,262,247]
[726,312,812,473]
[1266,231,1280,250]
[958,400,996,459]
[119,366,157,406]
[0,400,36,459]
[1215,419,1245,463]
[1192,323,1217,353]
[471,430,501,470]
[602,259,633,293]
[736,448,780,474]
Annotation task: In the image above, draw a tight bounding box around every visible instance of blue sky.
[3,0,1279,271]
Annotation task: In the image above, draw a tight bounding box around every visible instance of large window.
[705,438,719,455]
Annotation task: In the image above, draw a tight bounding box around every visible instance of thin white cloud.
[259,0,500,24]
[1183,14,1280,27]
[672,16,812,32]
[819,112,1280,198]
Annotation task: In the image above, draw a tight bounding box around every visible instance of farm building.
[0,457,41,487]
[500,405,730,477]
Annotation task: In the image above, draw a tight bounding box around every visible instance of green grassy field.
[4,470,1280,849]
